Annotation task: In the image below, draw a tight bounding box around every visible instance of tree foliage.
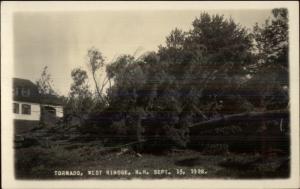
[74,10,289,152]
[253,8,288,67]
[247,8,289,111]
[92,12,258,150]
[70,68,91,99]
[65,68,93,120]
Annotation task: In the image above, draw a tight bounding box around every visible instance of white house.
[13,78,64,132]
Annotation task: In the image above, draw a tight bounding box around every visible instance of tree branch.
[99,76,109,95]
[92,71,105,102]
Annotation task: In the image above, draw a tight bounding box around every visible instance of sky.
[13,10,272,96]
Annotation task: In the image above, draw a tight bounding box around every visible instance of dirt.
[14,125,290,180]
[15,145,290,180]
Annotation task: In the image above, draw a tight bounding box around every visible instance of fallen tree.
[16,109,289,151]
[189,109,289,133]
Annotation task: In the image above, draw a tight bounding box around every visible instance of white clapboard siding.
[13,101,41,121]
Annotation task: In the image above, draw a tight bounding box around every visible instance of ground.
[15,143,289,179]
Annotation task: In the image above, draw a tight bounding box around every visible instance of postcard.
[1,1,299,189]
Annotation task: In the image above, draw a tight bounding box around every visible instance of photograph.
[1,1,299,189]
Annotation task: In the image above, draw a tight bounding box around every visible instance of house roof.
[13,78,40,103]
[40,94,64,106]
[13,78,63,106]
[13,78,37,88]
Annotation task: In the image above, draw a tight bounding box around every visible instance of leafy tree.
[248,8,289,111]
[158,28,186,65]
[69,68,91,99]
[65,68,93,121]
[160,13,254,119]
[253,8,288,68]
[189,13,253,65]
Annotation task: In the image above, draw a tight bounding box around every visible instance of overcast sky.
[14,10,272,95]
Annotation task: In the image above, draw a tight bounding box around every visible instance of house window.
[21,88,30,97]
[22,104,31,115]
[13,87,19,96]
[13,103,19,114]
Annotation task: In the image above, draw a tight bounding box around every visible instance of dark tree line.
[58,9,289,152]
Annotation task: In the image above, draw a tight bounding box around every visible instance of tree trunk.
[189,109,289,133]
[92,72,104,102]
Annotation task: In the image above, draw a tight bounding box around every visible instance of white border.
[1,1,299,189]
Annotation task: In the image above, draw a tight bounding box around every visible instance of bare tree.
[36,66,56,95]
